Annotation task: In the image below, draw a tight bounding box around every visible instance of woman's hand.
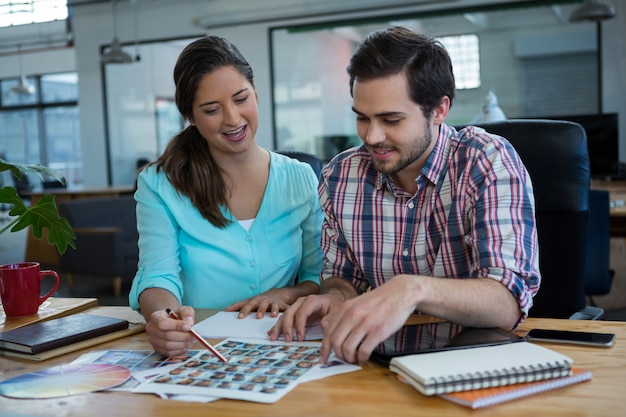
[225,288,292,318]
[145,305,196,356]
[225,281,320,319]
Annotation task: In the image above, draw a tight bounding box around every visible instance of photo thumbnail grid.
[150,340,321,394]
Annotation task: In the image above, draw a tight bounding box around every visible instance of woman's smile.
[223,125,248,142]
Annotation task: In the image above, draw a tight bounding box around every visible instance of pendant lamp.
[570,0,616,22]
[101,0,133,64]
[10,46,36,96]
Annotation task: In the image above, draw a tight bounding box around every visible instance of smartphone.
[526,328,616,347]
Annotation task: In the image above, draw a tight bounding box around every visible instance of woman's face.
[188,66,258,158]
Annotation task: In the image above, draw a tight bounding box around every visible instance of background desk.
[23,185,135,266]
[1,309,625,417]
[589,180,626,313]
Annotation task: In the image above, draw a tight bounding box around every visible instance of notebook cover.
[439,368,592,408]
[0,297,99,331]
[389,342,573,395]
[0,313,129,354]
[0,322,145,361]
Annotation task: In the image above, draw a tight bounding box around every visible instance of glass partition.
[103,39,192,186]
[270,2,598,162]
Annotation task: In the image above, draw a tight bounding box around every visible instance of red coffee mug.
[0,262,60,318]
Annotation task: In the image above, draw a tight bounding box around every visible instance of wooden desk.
[23,185,135,266]
[1,309,625,416]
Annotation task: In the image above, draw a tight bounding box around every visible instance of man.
[269,26,540,364]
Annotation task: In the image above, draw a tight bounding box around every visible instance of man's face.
[352,72,439,181]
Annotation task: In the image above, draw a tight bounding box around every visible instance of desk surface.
[24,184,135,199]
[1,309,625,417]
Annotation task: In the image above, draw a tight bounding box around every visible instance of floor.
[594,302,626,321]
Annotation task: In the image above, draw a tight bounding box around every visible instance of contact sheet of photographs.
[132,339,326,403]
[80,349,202,391]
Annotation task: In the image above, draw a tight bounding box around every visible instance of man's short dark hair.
[347,26,456,115]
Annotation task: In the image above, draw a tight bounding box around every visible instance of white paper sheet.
[192,311,323,341]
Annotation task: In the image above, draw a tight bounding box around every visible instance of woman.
[128,35,323,356]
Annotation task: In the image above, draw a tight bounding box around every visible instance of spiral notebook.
[439,367,592,408]
[389,341,573,396]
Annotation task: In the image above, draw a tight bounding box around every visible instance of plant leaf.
[0,158,65,183]
[0,158,74,254]
[0,186,28,211]
[0,188,76,254]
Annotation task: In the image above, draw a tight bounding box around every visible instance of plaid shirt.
[319,123,541,334]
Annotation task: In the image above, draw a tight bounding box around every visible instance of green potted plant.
[0,158,76,255]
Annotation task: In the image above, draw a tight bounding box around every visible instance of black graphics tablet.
[370,321,526,365]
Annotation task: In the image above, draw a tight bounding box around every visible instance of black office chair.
[276,150,324,178]
[583,189,614,306]
[58,195,138,298]
[469,119,602,319]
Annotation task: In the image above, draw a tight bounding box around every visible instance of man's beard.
[370,124,433,175]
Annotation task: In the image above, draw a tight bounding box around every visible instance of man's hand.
[319,275,418,364]
[267,292,343,342]
[267,277,355,341]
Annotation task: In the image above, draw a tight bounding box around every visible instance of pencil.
[166,308,228,363]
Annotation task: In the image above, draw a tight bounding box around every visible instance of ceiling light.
[10,75,36,95]
[101,37,133,64]
[100,0,133,65]
[570,0,616,22]
[10,46,36,96]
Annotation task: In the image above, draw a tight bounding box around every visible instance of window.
[0,72,81,188]
[438,34,480,90]
[0,0,68,27]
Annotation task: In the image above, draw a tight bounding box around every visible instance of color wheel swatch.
[0,363,131,398]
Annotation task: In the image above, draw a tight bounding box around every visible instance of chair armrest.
[569,306,604,320]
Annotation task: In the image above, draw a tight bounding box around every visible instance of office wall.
[0,0,624,186]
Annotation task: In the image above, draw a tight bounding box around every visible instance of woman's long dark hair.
[151,35,254,228]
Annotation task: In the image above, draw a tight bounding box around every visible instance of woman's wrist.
[284,281,320,304]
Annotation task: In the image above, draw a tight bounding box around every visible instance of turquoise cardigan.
[129,151,323,310]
